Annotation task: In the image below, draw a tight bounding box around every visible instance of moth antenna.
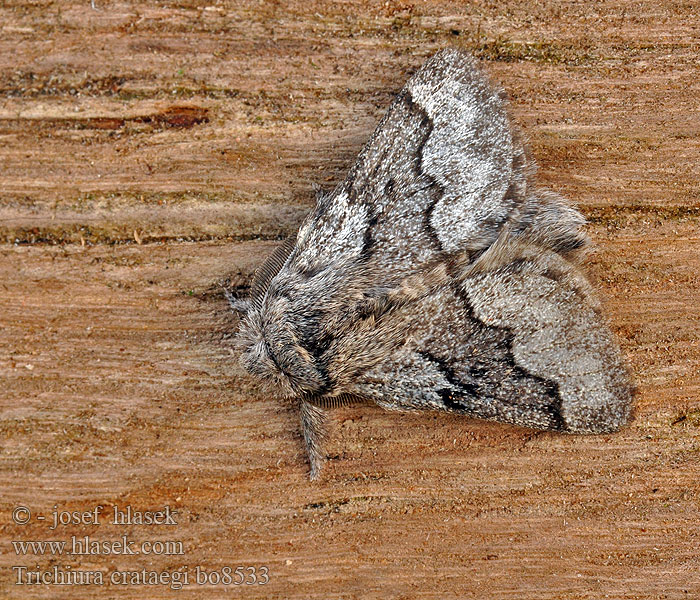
[302,393,368,409]
[249,234,297,310]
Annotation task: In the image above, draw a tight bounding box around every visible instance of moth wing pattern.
[456,240,633,433]
[236,48,634,480]
[292,49,587,282]
[346,240,633,434]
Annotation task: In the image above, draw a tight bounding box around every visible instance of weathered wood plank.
[1,1,699,598]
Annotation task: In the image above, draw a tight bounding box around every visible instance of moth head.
[237,217,373,397]
[238,273,329,398]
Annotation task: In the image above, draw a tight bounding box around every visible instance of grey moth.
[236,49,634,480]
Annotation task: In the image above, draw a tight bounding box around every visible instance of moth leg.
[300,399,327,481]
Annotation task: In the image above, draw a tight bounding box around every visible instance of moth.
[235,49,634,480]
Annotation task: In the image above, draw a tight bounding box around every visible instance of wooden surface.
[1,1,699,598]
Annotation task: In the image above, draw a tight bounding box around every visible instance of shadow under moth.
[235,49,634,480]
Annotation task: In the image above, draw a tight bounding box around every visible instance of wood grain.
[1,1,699,598]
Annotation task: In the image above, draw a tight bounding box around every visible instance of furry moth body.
[237,49,634,480]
